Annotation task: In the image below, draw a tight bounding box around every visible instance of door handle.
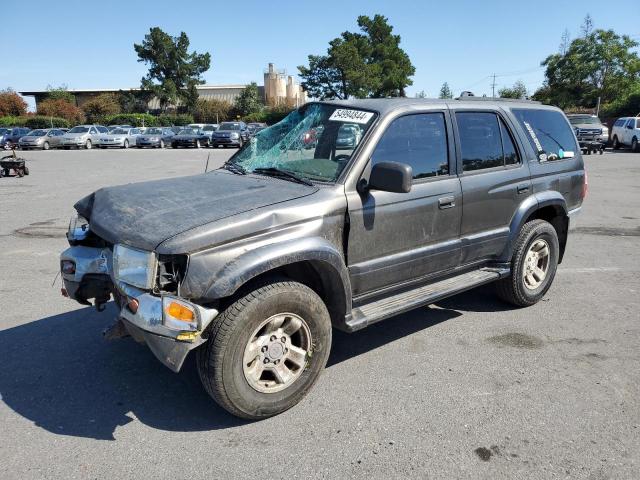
[438,196,455,209]
[517,184,530,195]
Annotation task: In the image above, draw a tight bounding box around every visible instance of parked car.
[59,125,108,149]
[136,127,175,148]
[247,122,268,136]
[18,128,67,150]
[187,123,206,130]
[0,127,31,149]
[97,127,142,149]
[335,123,363,149]
[567,114,609,145]
[59,98,585,420]
[211,121,250,148]
[171,128,211,148]
[611,116,640,152]
[201,124,218,139]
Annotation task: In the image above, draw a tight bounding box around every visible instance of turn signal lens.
[166,301,195,322]
[61,260,76,274]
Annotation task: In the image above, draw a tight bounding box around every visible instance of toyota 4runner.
[60,98,586,419]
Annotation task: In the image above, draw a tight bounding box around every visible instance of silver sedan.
[97,127,142,149]
[18,128,67,150]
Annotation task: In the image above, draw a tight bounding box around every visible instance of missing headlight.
[155,254,188,295]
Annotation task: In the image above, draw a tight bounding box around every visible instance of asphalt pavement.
[0,147,638,479]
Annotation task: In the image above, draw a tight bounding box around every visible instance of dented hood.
[75,170,317,251]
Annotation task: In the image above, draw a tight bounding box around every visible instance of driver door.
[346,111,462,297]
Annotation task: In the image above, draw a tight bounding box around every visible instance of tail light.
[581,170,588,199]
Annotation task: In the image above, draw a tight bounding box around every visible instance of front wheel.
[195,139,201,149]
[123,139,129,149]
[496,219,559,307]
[159,139,165,149]
[43,141,50,150]
[197,279,332,419]
[85,140,92,150]
[632,137,638,153]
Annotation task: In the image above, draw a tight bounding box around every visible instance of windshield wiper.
[253,167,313,186]
[222,161,247,175]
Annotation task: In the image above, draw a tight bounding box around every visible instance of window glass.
[626,119,635,128]
[457,112,503,171]
[371,113,449,180]
[636,119,640,129]
[512,109,578,160]
[97,126,108,133]
[614,118,625,127]
[500,118,519,165]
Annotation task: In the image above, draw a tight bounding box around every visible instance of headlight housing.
[67,214,90,242]
[230,132,240,139]
[113,244,157,290]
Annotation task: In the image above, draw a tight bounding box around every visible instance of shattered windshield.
[226,103,376,183]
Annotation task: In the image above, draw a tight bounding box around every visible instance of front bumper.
[212,138,241,146]
[98,139,126,147]
[60,245,218,372]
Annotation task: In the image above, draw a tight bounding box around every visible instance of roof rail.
[454,94,541,104]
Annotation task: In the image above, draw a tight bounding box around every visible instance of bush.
[0,89,28,117]
[0,116,26,127]
[157,113,194,126]
[194,99,231,123]
[601,84,640,119]
[102,113,158,127]
[82,94,121,123]
[24,116,70,129]
[37,99,85,124]
[242,110,268,123]
[263,105,295,125]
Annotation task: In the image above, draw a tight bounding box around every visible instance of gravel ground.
[0,147,638,480]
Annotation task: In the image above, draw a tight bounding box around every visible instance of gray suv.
[59,98,585,419]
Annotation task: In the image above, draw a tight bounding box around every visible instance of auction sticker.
[329,109,374,124]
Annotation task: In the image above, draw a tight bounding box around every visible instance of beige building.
[21,63,306,111]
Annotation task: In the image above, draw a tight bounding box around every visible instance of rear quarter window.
[512,109,578,161]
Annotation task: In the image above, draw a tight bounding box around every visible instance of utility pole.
[491,74,497,98]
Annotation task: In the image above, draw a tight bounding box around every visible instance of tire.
[85,140,92,150]
[16,168,24,178]
[123,139,129,149]
[197,278,332,419]
[159,139,165,149]
[612,136,620,150]
[24,166,29,175]
[196,139,201,149]
[171,143,177,149]
[496,219,559,307]
[632,137,638,153]
[43,141,50,150]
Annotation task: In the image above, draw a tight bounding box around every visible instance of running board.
[345,267,509,332]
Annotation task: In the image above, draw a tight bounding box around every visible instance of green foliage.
[24,116,70,129]
[242,110,268,123]
[157,113,194,126]
[37,99,85,124]
[601,83,640,118]
[45,85,75,103]
[118,90,151,114]
[438,82,453,99]
[0,89,28,116]
[82,94,121,123]
[263,105,294,125]
[233,82,263,117]
[414,90,427,98]
[498,80,528,99]
[533,28,640,109]
[195,98,232,123]
[102,113,158,127]
[0,116,26,127]
[134,27,211,112]
[298,14,415,99]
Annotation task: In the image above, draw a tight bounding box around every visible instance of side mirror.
[366,161,413,193]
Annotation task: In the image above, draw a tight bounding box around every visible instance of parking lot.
[0,147,638,479]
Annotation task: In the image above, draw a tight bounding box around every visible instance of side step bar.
[345,267,510,332]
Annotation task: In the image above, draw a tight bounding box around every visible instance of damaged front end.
[60,213,218,372]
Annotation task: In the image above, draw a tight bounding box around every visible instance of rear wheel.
[632,137,638,153]
[197,279,332,419]
[612,135,620,150]
[496,219,559,307]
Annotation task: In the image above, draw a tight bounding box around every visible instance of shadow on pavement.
[0,287,507,440]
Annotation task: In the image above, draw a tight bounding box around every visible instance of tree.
[498,80,528,99]
[415,90,427,98]
[298,14,415,99]
[195,98,232,123]
[45,85,75,103]
[580,14,594,37]
[559,29,571,54]
[118,90,151,113]
[533,28,640,109]
[438,82,453,99]
[134,27,211,112]
[0,89,27,116]
[37,99,85,124]
[233,82,262,117]
[81,93,121,122]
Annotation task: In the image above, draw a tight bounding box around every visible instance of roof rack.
[454,92,541,104]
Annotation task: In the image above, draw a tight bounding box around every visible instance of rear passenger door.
[453,110,531,265]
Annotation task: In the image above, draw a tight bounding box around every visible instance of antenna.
[204,152,211,173]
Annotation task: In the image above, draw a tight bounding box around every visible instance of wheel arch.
[501,191,569,264]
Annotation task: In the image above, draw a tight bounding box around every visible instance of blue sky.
[3,0,639,109]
